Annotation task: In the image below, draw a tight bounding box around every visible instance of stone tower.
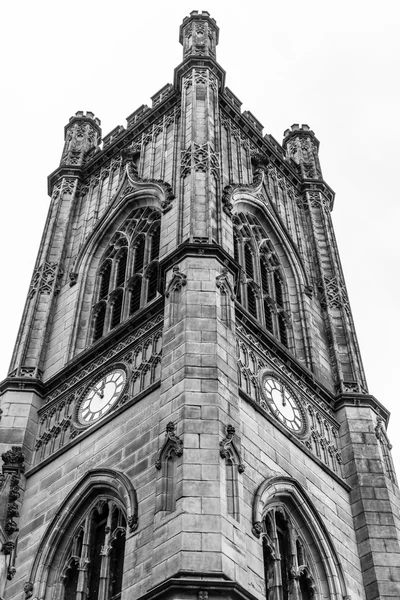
[0,11,399,600]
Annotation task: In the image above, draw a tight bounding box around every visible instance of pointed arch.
[28,469,138,600]
[67,192,163,358]
[252,475,348,600]
[232,196,312,364]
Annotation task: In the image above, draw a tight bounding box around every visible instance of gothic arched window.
[263,505,317,600]
[254,476,349,600]
[62,499,126,600]
[90,207,161,343]
[233,212,290,348]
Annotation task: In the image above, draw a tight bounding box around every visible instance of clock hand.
[281,386,286,407]
[97,380,106,399]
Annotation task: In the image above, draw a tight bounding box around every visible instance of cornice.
[173,56,226,91]
[159,240,240,283]
[137,575,258,600]
[0,377,45,397]
[334,392,390,426]
[47,166,82,196]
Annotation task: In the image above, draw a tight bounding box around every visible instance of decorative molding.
[236,322,343,475]
[215,267,235,300]
[28,262,63,298]
[222,161,266,215]
[1,447,25,538]
[219,425,245,473]
[165,266,187,297]
[180,142,220,179]
[155,422,183,470]
[124,158,175,213]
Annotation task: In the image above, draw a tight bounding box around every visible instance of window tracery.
[233,212,291,348]
[60,499,126,600]
[263,505,317,600]
[91,207,161,343]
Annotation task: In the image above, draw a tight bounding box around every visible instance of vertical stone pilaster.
[337,403,400,600]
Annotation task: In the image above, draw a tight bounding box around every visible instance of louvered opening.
[99,262,111,299]
[111,293,123,329]
[134,237,145,273]
[260,260,269,295]
[93,305,106,341]
[264,301,274,334]
[278,313,288,347]
[247,286,257,319]
[116,251,127,288]
[244,243,254,279]
[150,225,160,262]
[147,265,158,302]
[274,271,283,307]
[129,280,142,315]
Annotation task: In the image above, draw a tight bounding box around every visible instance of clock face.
[77,368,126,426]
[260,373,307,436]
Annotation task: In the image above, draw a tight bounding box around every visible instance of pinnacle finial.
[179,11,219,61]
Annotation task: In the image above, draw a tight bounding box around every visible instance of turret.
[283,123,322,180]
[179,10,219,60]
[60,110,102,167]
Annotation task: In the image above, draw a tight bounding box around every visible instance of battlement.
[68,111,101,127]
[283,124,315,139]
[179,10,219,46]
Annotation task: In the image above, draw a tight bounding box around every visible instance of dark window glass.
[99,262,112,299]
[147,265,158,302]
[150,225,160,262]
[93,304,106,342]
[247,287,257,319]
[134,237,145,273]
[111,293,123,329]
[129,279,142,315]
[244,243,254,279]
[116,251,127,288]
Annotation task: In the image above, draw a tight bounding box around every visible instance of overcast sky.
[1,0,399,471]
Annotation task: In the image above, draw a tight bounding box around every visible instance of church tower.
[1,11,399,600]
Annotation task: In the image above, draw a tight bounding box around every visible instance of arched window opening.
[110,292,123,329]
[61,500,126,600]
[274,271,284,308]
[134,236,145,273]
[244,243,254,279]
[150,224,160,262]
[264,301,274,334]
[247,286,258,319]
[89,207,162,344]
[116,250,127,288]
[147,264,159,302]
[93,304,106,342]
[278,313,288,347]
[262,506,318,600]
[99,262,112,299]
[129,278,142,315]
[233,212,292,349]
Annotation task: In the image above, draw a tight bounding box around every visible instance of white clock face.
[260,374,306,435]
[78,369,126,425]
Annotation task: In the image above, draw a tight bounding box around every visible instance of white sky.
[1,0,400,471]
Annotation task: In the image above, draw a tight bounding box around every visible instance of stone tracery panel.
[236,323,342,475]
[34,316,163,465]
